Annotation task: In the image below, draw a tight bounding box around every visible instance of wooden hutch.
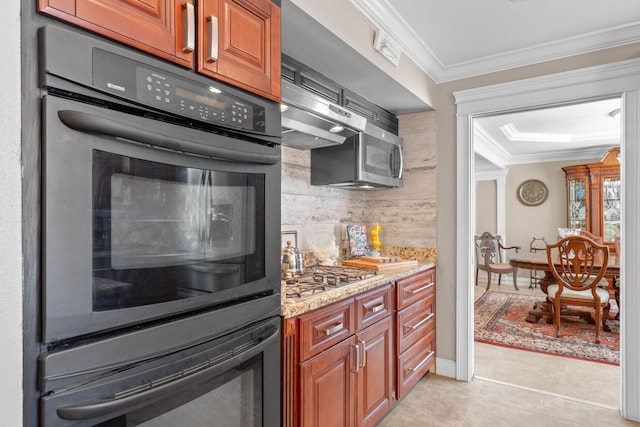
[563,146,620,250]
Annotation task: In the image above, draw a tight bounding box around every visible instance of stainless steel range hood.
[280,80,367,149]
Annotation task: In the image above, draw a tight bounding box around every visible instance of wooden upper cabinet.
[198,0,281,100]
[39,0,193,67]
[38,0,281,101]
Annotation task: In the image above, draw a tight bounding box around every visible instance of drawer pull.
[352,344,361,373]
[359,341,367,368]
[409,351,435,372]
[320,323,344,336]
[408,282,434,295]
[367,303,385,314]
[406,313,434,332]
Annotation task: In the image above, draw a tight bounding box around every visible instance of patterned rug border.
[475,290,620,366]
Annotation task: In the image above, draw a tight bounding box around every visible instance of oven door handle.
[57,109,280,165]
[55,326,279,421]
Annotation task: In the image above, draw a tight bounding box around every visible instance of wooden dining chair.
[546,235,610,343]
[474,232,521,291]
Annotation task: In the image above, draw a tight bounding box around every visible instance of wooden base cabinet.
[395,268,436,399]
[38,0,281,101]
[283,267,437,426]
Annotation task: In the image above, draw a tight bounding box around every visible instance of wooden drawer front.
[356,284,394,330]
[299,299,355,361]
[396,329,435,399]
[396,268,435,310]
[397,293,435,354]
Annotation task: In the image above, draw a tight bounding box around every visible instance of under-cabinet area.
[281,266,436,427]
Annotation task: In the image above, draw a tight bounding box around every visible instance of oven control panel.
[92,48,266,133]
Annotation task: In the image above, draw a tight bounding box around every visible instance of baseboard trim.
[434,357,456,379]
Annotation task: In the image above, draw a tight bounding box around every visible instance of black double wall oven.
[38,26,281,426]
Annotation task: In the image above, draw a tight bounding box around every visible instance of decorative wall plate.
[517,179,548,206]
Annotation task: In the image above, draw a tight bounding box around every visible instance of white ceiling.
[474,97,621,169]
[351,0,640,83]
[348,1,635,167]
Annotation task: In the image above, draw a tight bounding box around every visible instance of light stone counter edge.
[280,261,437,319]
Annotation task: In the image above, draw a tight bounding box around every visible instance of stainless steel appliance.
[310,126,404,189]
[40,25,281,342]
[280,80,368,149]
[282,265,378,301]
[36,25,281,426]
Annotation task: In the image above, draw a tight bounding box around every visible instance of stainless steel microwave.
[310,123,403,189]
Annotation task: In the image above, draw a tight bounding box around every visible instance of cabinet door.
[198,0,281,100]
[300,338,356,427]
[39,0,193,67]
[567,177,588,230]
[602,177,620,243]
[357,317,395,427]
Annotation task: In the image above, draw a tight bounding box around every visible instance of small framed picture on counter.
[347,224,368,257]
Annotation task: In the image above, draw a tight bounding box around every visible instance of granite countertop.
[280,261,437,318]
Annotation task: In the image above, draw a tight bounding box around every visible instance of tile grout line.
[473,375,620,412]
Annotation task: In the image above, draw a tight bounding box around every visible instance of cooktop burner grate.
[283,265,377,300]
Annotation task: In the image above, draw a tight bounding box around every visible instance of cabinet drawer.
[397,293,435,354]
[356,284,394,330]
[299,298,355,361]
[396,329,435,399]
[396,268,435,310]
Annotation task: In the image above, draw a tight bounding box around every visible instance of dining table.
[509,252,620,326]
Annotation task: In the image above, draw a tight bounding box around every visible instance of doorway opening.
[471,98,622,407]
[454,58,640,422]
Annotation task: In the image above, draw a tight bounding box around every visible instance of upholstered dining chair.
[546,235,610,343]
[474,232,521,291]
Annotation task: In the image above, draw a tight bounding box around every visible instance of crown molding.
[351,0,640,83]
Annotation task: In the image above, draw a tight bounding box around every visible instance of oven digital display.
[175,86,226,110]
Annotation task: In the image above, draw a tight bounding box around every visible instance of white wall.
[1,2,23,425]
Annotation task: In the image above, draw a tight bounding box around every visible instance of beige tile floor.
[378,279,635,426]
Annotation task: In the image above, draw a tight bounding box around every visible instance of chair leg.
[512,271,519,291]
[486,272,492,290]
[594,305,601,344]
[554,299,561,338]
[475,267,478,287]
[498,274,502,287]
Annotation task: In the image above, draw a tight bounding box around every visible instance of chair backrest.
[475,232,503,264]
[546,235,609,293]
[530,237,547,253]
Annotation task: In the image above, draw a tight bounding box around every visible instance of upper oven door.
[42,94,281,344]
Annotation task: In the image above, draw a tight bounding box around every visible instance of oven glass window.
[92,151,265,311]
[94,355,263,427]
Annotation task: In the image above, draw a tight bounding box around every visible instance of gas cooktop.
[282,265,378,301]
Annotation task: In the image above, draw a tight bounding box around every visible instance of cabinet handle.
[408,282,434,295]
[367,303,385,314]
[206,15,219,62]
[408,351,435,372]
[405,313,434,332]
[181,3,195,53]
[352,344,360,373]
[359,341,367,368]
[319,323,344,336]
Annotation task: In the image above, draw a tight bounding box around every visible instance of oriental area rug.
[474,290,620,365]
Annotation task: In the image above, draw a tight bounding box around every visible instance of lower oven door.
[41,316,281,427]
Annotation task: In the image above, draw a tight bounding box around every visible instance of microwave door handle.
[56,109,280,165]
[393,145,404,179]
[56,326,279,421]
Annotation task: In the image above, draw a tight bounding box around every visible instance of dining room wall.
[475,158,602,280]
